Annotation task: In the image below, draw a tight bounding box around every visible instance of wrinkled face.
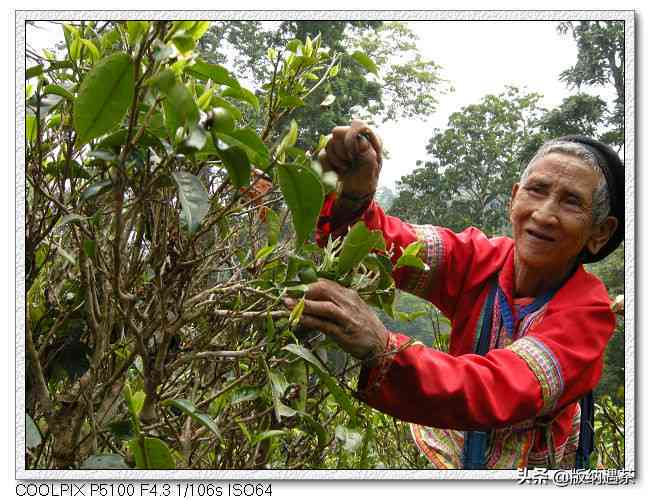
[510,153,604,275]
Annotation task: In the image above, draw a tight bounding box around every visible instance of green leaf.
[57,213,86,227]
[285,254,314,282]
[351,51,379,76]
[215,128,269,166]
[108,419,136,441]
[100,28,121,52]
[185,60,240,89]
[80,179,113,202]
[171,32,195,54]
[268,370,289,399]
[47,60,74,71]
[304,36,313,58]
[395,241,428,271]
[276,120,298,157]
[320,372,357,423]
[393,309,428,322]
[42,84,73,102]
[97,128,164,152]
[250,430,286,446]
[80,454,129,469]
[127,21,149,46]
[284,283,309,298]
[26,113,37,145]
[129,390,146,417]
[222,86,260,112]
[363,253,394,289]
[286,39,302,53]
[215,143,251,189]
[337,221,386,274]
[278,94,304,109]
[186,21,211,40]
[162,399,221,439]
[300,413,328,449]
[274,400,297,420]
[395,255,427,271]
[73,52,135,145]
[128,437,175,469]
[197,84,213,111]
[283,343,327,373]
[255,245,275,261]
[277,163,324,248]
[150,69,200,132]
[83,239,96,258]
[172,171,210,233]
[267,370,297,421]
[230,386,261,405]
[88,150,116,162]
[265,208,280,246]
[26,414,42,449]
[209,96,242,121]
[288,297,305,327]
[26,65,43,80]
[80,39,100,63]
[358,424,373,468]
[55,244,77,267]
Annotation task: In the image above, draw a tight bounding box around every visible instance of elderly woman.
[289,120,624,469]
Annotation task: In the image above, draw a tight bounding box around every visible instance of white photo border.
[15,9,636,481]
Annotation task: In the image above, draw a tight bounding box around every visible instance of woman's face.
[510,152,610,275]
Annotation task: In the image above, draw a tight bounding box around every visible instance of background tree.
[517,92,609,166]
[558,20,624,148]
[199,21,449,149]
[390,87,545,235]
[25,20,431,471]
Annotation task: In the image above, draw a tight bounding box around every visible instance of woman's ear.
[586,216,619,255]
[509,183,520,220]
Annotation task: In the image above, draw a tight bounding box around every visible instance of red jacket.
[317,195,616,469]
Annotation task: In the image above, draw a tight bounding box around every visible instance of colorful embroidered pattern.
[515,305,548,341]
[528,404,581,468]
[410,424,464,469]
[507,337,564,416]
[485,427,536,469]
[400,224,444,299]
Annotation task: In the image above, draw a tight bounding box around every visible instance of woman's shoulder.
[551,265,613,311]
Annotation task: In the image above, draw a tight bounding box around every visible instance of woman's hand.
[318,119,382,200]
[284,279,389,367]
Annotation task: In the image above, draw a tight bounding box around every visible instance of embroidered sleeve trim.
[507,336,564,416]
[400,224,445,299]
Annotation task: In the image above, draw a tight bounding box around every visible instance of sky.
[376,20,611,189]
[25,19,617,192]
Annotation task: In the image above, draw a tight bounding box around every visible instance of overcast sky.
[26,20,615,191]
[375,20,615,190]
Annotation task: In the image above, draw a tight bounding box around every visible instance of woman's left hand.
[284,279,389,367]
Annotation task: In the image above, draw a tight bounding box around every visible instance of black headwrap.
[556,135,625,263]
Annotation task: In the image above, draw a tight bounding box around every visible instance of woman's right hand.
[318,119,382,201]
